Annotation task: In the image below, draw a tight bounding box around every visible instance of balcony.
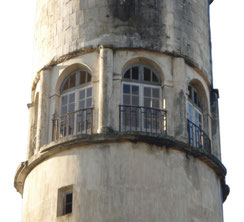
[187,119,211,153]
[52,107,211,155]
[119,105,167,135]
[52,108,93,140]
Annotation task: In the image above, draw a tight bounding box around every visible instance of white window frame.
[187,85,204,148]
[59,69,93,136]
[60,85,93,115]
[121,64,163,132]
[57,185,73,217]
[121,82,162,108]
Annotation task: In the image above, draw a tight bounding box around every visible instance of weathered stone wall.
[17,1,227,221]
[34,0,211,81]
[22,142,223,222]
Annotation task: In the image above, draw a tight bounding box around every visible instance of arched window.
[60,70,92,116]
[120,64,166,134]
[54,69,93,139]
[122,64,161,108]
[187,84,210,151]
[187,85,203,129]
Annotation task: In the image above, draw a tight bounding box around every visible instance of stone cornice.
[14,132,229,201]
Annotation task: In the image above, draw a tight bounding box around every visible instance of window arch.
[60,69,92,116]
[53,69,93,139]
[122,64,161,109]
[120,64,166,134]
[187,82,210,151]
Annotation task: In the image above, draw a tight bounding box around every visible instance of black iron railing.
[119,105,167,135]
[187,119,211,153]
[53,108,93,140]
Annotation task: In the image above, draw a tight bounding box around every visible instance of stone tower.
[15,0,229,221]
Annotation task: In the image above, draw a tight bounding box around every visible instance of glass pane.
[65,204,72,214]
[144,87,151,97]
[194,91,198,105]
[132,96,139,106]
[86,98,92,108]
[144,67,151,81]
[69,93,75,103]
[124,70,130,79]
[69,103,75,112]
[87,73,92,82]
[188,86,192,99]
[61,106,67,115]
[152,88,159,98]
[62,95,68,105]
[123,84,130,94]
[63,80,69,91]
[194,110,199,126]
[80,71,86,84]
[87,87,92,97]
[132,67,139,80]
[188,103,193,121]
[144,98,151,107]
[79,100,85,109]
[152,99,159,108]
[123,95,131,105]
[70,74,76,88]
[132,85,139,95]
[66,193,72,203]
[79,89,85,100]
[152,73,159,83]
[199,114,202,128]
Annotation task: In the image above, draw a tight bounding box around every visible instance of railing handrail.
[54,107,94,120]
[119,104,167,135]
[187,119,208,137]
[52,107,93,141]
[119,104,167,113]
[187,119,211,153]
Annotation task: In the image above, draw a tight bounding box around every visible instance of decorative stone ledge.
[14,132,229,201]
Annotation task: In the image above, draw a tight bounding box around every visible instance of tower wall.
[15,0,229,221]
[34,0,211,80]
[22,143,223,222]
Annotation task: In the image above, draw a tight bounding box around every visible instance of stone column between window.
[172,57,188,143]
[98,46,114,133]
[35,70,50,151]
[27,102,35,159]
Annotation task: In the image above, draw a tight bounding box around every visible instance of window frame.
[122,63,161,86]
[187,84,205,148]
[57,185,73,217]
[122,63,162,109]
[121,63,163,133]
[60,69,93,115]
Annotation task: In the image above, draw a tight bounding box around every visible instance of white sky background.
[0,0,243,221]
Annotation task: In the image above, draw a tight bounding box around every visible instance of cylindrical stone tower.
[15,0,229,221]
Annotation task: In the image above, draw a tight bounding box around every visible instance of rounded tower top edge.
[33,0,213,81]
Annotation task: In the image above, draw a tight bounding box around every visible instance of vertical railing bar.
[155,110,158,134]
[91,108,93,134]
[85,109,87,134]
[136,107,138,131]
[58,118,60,139]
[59,118,62,139]
[146,108,148,132]
[67,114,70,136]
[119,105,121,132]
[140,107,142,132]
[75,111,78,135]
[130,106,132,131]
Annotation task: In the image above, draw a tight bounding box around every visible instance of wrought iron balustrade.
[187,119,211,153]
[53,108,93,140]
[119,105,167,135]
